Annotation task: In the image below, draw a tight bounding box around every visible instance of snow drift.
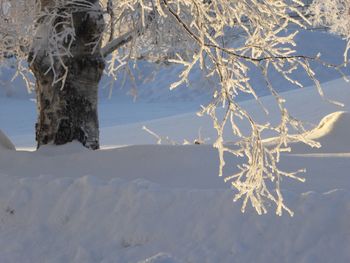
[0,165,349,263]
[306,111,350,152]
[0,129,15,150]
[287,111,350,154]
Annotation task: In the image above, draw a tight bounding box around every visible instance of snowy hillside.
[1,22,350,262]
[1,74,350,262]
[0,28,348,102]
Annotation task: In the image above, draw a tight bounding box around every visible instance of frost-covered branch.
[156,0,337,216]
[101,30,134,57]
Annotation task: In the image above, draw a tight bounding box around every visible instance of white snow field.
[1,28,350,262]
[0,76,350,262]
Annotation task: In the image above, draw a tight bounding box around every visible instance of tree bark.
[29,0,105,150]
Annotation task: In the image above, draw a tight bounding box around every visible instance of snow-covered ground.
[1,29,350,262]
[0,78,350,262]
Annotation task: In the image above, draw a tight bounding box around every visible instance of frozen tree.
[0,0,346,215]
[310,0,350,61]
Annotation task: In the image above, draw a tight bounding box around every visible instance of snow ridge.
[0,129,15,150]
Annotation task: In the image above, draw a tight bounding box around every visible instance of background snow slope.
[0,28,349,149]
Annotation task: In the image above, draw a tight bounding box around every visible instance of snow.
[1,28,350,263]
[137,253,181,263]
[0,141,349,262]
[289,111,350,154]
[0,129,15,150]
[1,85,350,262]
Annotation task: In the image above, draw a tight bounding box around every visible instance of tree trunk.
[29,0,105,150]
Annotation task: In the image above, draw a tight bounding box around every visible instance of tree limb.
[101,30,134,57]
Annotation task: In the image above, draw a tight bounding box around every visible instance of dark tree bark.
[29,0,105,150]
